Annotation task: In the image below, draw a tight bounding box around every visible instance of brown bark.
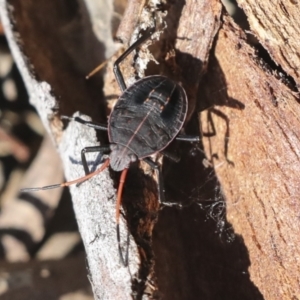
[1,0,299,299]
[199,5,300,300]
[237,0,300,85]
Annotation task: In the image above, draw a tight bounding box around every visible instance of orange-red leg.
[116,168,129,266]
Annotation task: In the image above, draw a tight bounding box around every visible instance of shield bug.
[22,26,199,265]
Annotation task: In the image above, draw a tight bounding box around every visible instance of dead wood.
[200,12,300,300]
[237,0,300,85]
[1,0,299,299]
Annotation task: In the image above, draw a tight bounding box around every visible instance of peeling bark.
[1,0,299,299]
[200,14,300,300]
[237,0,300,85]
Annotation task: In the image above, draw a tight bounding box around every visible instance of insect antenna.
[86,52,116,79]
[116,167,129,266]
[21,159,110,192]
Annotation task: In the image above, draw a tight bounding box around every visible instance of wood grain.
[237,0,300,85]
[200,15,300,299]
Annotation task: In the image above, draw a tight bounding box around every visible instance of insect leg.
[143,158,188,208]
[176,134,200,142]
[61,116,108,131]
[116,168,129,266]
[143,157,166,204]
[81,145,110,175]
[113,27,155,92]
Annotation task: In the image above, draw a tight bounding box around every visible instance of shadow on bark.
[150,53,264,299]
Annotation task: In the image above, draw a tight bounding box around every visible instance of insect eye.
[129,154,137,162]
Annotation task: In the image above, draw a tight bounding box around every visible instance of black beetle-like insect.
[22,27,199,265]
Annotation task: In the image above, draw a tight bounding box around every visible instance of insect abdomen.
[109,75,187,158]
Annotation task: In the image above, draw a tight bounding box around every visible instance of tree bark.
[1,0,299,299]
[199,4,300,300]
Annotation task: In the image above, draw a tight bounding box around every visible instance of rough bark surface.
[200,14,300,300]
[1,0,299,299]
[237,0,300,85]
[0,0,137,299]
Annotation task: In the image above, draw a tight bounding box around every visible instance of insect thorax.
[109,144,137,171]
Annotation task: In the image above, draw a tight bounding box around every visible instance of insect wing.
[109,75,187,158]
